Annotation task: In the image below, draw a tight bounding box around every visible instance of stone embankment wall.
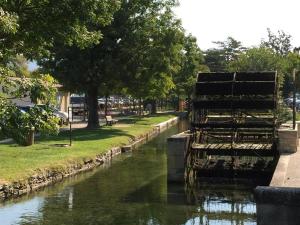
[255,122,300,225]
[0,116,180,201]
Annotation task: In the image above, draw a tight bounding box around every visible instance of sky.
[29,0,300,71]
[173,0,300,50]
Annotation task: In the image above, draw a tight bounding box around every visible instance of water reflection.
[0,120,257,225]
[0,197,44,225]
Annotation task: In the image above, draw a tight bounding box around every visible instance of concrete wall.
[255,186,300,225]
[278,124,299,153]
[121,117,179,152]
[255,122,300,224]
[167,132,190,182]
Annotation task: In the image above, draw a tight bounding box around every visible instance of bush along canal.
[0,120,262,225]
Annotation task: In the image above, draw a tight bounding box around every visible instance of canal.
[0,120,257,225]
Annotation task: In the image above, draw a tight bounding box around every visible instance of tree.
[123,5,184,114]
[0,1,119,142]
[174,34,207,99]
[1,0,119,79]
[6,54,30,77]
[1,1,119,59]
[261,28,292,56]
[204,37,245,72]
[43,0,183,126]
[280,52,300,96]
[228,47,281,72]
[228,45,300,97]
[214,37,246,62]
[0,75,59,145]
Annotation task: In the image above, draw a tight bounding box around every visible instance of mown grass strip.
[0,113,175,182]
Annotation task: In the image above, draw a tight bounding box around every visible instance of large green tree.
[228,47,281,72]
[0,0,119,59]
[123,5,184,114]
[204,37,245,72]
[43,0,183,127]
[0,0,119,143]
[260,29,297,96]
[261,28,292,56]
[174,34,207,99]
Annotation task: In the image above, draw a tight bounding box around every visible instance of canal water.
[0,120,257,225]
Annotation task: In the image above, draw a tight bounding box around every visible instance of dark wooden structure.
[186,72,279,182]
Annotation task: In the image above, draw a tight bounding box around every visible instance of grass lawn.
[0,113,176,183]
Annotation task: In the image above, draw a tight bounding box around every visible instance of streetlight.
[68,107,72,146]
[292,47,300,129]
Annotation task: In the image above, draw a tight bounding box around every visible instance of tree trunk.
[151,99,157,114]
[132,99,136,113]
[104,95,108,116]
[138,98,141,116]
[87,86,100,129]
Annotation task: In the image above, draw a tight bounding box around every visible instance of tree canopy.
[173,34,207,99]
[0,0,120,144]
[42,0,192,127]
[204,37,245,72]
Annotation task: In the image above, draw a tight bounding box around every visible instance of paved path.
[282,148,300,187]
[271,142,300,187]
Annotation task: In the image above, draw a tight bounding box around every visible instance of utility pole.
[68,107,72,146]
[293,69,296,129]
[292,47,300,130]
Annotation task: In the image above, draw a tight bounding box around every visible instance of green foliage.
[213,37,246,62]
[1,0,119,141]
[174,34,207,98]
[227,46,289,106]
[277,103,292,124]
[1,1,119,58]
[0,103,59,145]
[228,47,281,72]
[112,0,184,100]
[205,37,245,72]
[281,52,300,96]
[261,28,292,56]
[0,75,59,145]
[42,0,183,126]
[6,55,30,77]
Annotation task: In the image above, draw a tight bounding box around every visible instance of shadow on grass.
[36,127,135,144]
[119,113,173,125]
[0,113,173,147]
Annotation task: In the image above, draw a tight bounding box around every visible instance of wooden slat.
[193,100,276,110]
[195,82,233,95]
[191,122,275,129]
[235,72,276,81]
[191,143,276,156]
[197,72,234,82]
[197,72,276,82]
[192,143,273,150]
[195,81,275,95]
[234,82,275,95]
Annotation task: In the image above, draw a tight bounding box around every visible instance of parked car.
[17,105,68,125]
[37,104,69,125]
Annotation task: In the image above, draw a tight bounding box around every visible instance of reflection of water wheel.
[185,166,197,189]
[185,147,198,187]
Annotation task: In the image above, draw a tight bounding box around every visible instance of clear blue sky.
[173,0,300,50]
